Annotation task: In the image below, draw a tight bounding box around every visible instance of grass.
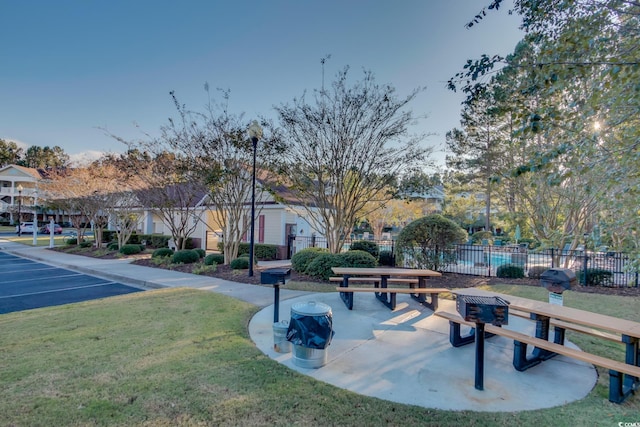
[1,286,639,426]
[0,226,78,247]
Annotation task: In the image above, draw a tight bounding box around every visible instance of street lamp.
[247,120,263,277]
[16,184,23,236]
[32,190,38,246]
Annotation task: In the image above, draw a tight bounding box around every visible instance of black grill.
[540,268,576,293]
[456,295,509,326]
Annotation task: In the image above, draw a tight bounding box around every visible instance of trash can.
[286,301,334,368]
[273,320,291,353]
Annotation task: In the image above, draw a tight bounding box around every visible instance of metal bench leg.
[608,369,636,404]
[339,276,353,310]
[553,326,566,345]
[532,314,556,361]
[513,341,542,371]
[622,335,639,390]
[449,321,476,347]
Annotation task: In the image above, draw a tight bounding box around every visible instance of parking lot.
[0,252,143,314]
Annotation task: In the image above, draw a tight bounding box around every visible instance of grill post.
[456,295,510,391]
[475,322,485,390]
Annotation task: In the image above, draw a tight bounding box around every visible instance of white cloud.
[69,150,106,166]
[4,137,29,150]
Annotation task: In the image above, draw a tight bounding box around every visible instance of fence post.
[583,251,589,286]
[391,240,396,267]
[551,248,555,268]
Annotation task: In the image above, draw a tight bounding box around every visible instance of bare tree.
[102,151,207,251]
[113,89,277,263]
[275,67,433,253]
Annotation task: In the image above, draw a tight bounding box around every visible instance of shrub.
[339,250,377,268]
[255,244,278,260]
[578,268,613,286]
[527,266,547,279]
[204,253,224,266]
[193,248,206,258]
[378,250,394,266]
[349,240,379,259]
[471,231,494,245]
[171,250,200,264]
[65,238,78,246]
[119,244,142,255]
[396,214,467,270]
[184,237,195,249]
[291,247,329,273]
[305,253,346,280]
[235,243,278,260]
[193,264,217,275]
[101,230,117,243]
[230,257,250,270]
[79,241,93,248]
[126,233,141,244]
[150,235,171,249]
[106,241,119,251]
[152,248,174,258]
[496,263,525,279]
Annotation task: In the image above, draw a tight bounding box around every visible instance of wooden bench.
[509,308,620,343]
[434,310,640,403]
[336,286,449,311]
[329,276,418,285]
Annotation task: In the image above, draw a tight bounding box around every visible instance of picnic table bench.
[436,288,640,403]
[331,267,444,311]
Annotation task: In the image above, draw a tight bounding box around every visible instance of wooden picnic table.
[450,287,640,401]
[331,267,442,310]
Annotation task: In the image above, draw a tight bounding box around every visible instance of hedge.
[119,244,142,255]
[578,268,614,286]
[349,240,379,259]
[152,248,174,258]
[230,257,250,270]
[339,250,377,268]
[218,242,279,260]
[305,253,345,280]
[193,248,206,258]
[378,250,394,266]
[204,253,225,266]
[496,263,525,279]
[171,250,200,264]
[291,247,328,273]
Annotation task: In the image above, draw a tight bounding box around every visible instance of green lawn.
[0,225,76,246]
[0,286,638,426]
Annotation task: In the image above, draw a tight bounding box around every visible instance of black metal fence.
[291,236,639,287]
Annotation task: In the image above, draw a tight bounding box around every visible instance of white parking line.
[1,266,64,274]
[0,282,118,299]
[0,272,85,285]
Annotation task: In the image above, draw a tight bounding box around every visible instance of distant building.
[0,165,43,224]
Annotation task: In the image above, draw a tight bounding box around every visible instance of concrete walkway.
[1,241,597,412]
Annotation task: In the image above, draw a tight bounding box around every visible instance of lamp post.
[32,190,38,246]
[247,121,263,277]
[16,184,23,236]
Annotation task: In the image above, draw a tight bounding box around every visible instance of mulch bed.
[130,258,640,297]
[49,247,640,297]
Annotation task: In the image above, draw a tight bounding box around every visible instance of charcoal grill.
[456,295,510,390]
[260,268,292,323]
[456,295,510,326]
[540,268,576,294]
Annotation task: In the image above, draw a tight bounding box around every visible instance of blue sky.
[1,1,523,166]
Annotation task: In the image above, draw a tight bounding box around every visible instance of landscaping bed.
[49,246,640,296]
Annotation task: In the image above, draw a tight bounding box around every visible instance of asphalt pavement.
[0,239,597,412]
[0,251,141,314]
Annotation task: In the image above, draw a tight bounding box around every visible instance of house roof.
[0,164,45,180]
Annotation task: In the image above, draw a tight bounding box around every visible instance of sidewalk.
[1,241,598,412]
